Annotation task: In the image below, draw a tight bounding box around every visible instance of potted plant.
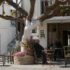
[14,40,35,65]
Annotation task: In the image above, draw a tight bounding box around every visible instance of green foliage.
[20,40,34,56]
[15,46,21,52]
[21,40,32,49]
[0,0,3,5]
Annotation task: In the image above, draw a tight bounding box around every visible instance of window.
[32,28,37,33]
[41,0,54,14]
[40,30,45,37]
[41,0,48,13]
[41,0,56,13]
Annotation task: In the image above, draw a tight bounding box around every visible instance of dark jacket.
[33,43,44,58]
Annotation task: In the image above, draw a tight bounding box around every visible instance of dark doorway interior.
[63,31,70,46]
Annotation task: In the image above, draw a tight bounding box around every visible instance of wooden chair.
[64,46,70,67]
[44,49,54,64]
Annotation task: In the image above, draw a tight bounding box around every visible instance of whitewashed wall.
[0,27,16,54]
[0,3,16,54]
[0,4,11,27]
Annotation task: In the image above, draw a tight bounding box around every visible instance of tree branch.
[6,0,28,17]
[38,11,56,22]
[38,0,59,21]
[58,0,68,5]
[38,0,70,22]
[27,0,36,21]
[0,14,24,22]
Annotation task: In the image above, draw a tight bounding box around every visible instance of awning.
[43,16,70,23]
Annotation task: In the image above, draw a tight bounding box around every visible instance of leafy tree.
[0,0,70,47]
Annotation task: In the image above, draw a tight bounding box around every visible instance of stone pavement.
[0,61,70,70]
[0,64,70,70]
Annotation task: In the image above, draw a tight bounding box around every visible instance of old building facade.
[22,0,70,48]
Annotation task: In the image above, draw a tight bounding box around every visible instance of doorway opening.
[63,30,70,46]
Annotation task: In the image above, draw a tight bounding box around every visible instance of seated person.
[33,40,47,64]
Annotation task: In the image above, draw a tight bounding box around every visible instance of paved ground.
[0,64,70,70]
[0,61,70,70]
[0,60,70,70]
